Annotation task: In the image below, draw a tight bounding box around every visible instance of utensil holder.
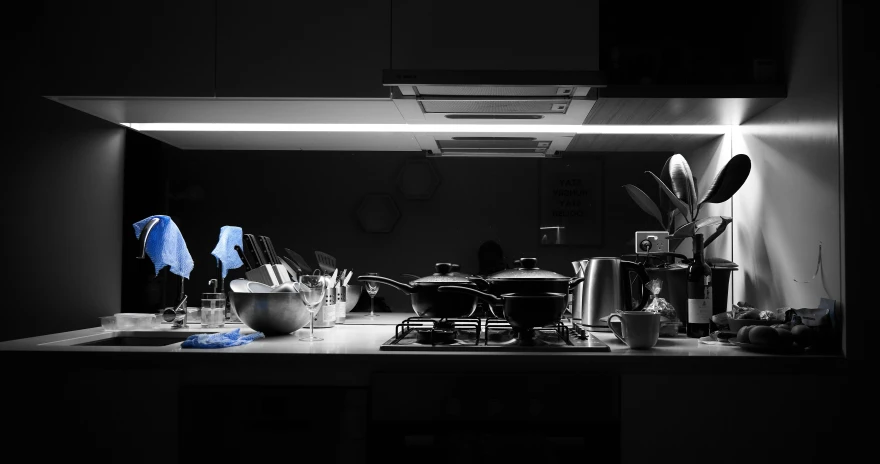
[335,286,347,324]
[312,287,336,328]
[246,264,280,287]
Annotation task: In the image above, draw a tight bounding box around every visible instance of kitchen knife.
[281,256,303,274]
[257,235,278,265]
[262,235,281,265]
[243,233,267,266]
[284,248,313,274]
[234,245,253,271]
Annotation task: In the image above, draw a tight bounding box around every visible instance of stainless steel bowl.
[230,292,311,336]
[345,284,362,313]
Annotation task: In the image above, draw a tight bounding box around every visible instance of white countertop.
[0,312,837,358]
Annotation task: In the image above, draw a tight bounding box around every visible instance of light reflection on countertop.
[0,311,838,359]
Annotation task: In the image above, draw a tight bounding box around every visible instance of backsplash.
[123,150,672,312]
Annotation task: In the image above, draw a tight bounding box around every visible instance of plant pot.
[646,265,736,333]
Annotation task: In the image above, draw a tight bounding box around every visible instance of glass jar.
[201,293,226,328]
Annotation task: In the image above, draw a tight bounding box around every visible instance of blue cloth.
[132,215,194,279]
[181,328,265,348]
[210,226,244,279]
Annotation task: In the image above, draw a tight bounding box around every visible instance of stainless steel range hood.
[383,70,605,125]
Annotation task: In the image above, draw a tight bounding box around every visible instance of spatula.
[314,250,337,275]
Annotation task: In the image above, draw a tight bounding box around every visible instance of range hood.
[383,70,605,126]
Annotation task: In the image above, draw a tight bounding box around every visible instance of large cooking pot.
[358,263,479,319]
[475,257,584,296]
[437,286,566,331]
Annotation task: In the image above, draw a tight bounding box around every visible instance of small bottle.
[687,234,712,338]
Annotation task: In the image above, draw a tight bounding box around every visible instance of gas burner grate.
[393,317,482,346]
[483,318,573,346]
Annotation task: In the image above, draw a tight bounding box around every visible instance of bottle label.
[688,298,712,323]
[688,275,712,323]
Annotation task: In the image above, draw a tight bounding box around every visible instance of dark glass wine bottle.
[687,234,712,338]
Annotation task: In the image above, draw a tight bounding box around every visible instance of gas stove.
[379,317,610,351]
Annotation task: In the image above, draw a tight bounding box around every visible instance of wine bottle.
[687,234,712,338]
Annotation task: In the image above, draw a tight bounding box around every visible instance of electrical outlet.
[635,231,670,254]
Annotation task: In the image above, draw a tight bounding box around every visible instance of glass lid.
[488,258,570,281]
[412,263,474,284]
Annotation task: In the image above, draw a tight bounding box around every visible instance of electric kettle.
[571,258,651,331]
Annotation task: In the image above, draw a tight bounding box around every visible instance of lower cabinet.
[620,374,850,464]
[178,385,369,462]
[369,372,619,464]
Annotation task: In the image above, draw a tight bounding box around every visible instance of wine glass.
[364,272,380,318]
[298,274,326,342]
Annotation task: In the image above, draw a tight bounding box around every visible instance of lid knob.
[451,264,461,271]
[519,258,538,269]
[434,263,453,274]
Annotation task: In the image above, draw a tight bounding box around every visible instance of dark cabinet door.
[216,0,390,98]
[391,0,599,71]
[38,1,216,97]
[598,0,785,86]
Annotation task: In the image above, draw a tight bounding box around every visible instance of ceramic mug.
[607,311,661,349]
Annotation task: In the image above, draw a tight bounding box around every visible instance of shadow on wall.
[122,151,675,313]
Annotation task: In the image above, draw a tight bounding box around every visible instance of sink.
[46,331,194,347]
[73,334,192,347]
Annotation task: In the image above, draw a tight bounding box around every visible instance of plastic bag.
[644,279,680,336]
[644,279,677,320]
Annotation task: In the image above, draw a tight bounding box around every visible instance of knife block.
[274,264,291,283]
[245,265,280,287]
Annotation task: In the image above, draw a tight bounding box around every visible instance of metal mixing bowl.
[345,284,362,313]
[230,292,311,336]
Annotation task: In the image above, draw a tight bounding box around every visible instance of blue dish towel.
[181,328,265,348]
[210,226,244,279]
[133,215,195,279]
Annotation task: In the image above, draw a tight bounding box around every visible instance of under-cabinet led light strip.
[122,123,730,134]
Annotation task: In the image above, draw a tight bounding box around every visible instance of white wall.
[731,0,841,316]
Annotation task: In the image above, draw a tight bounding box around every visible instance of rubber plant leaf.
[703,216,734,249]
[694,215,730,231]
[623,184,665,228]
[657,156,673,218]
[700,154,752,205]
[671,221,696,239]
[669,154,697,220]
[646,171,691,221]
[666,209,680,234]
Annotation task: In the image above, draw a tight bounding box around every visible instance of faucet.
[137,217,188,328]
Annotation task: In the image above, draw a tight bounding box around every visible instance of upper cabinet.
[215,1,391,98]
[39,1,216,97]
[390,0,599,71]
[598,0,785,88]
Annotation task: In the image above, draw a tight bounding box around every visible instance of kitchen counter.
[0,312,846,379]
[0,312,854,464]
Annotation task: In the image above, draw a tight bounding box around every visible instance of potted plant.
[624,153,751,255]
[623,153,751,328]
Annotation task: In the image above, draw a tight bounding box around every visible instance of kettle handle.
[620,260,651,311]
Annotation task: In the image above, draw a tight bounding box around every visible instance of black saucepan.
[358,263,479,319]
[473,258,584,296]
[437,286,567,331]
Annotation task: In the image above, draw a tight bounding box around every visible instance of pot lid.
[488,258,571,281]
[411,263,474,284]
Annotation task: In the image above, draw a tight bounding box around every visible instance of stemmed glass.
[364,272,380,318]
[298,274,326,342]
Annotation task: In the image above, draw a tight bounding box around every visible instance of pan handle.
[358,275,416,295]
[567,276,585,291]
[437,285,502,304]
